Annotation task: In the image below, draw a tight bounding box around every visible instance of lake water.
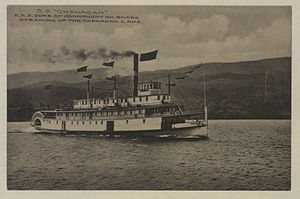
[7,120,291,190]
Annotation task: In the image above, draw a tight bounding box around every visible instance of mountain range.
[7,57,291,121]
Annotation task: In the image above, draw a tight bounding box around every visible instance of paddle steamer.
[31,51,208,137]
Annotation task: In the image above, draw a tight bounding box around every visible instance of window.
[89,121,91,125]
[126,120,128,124]
[133,97,135,102]
[82,121,84,125]
[139,96,142,102]
[157,95,160,100]
[146,96,148,101]
[101,121,103,125]
[77,121,79,125]
[139,109,142,114]
[130,110,133,115]
[71,121,73,125]
[95,121,97,125]
[56,121,58,124]
[143,119,146,123]
[125,98,128,102]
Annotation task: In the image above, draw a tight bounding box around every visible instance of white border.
[1,0,299,198]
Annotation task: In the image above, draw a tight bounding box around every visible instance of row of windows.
[70,121,104,125]
[139,83,161,90]
[57,109,144,118]
[46,119,147,125]
[58,109,142,118]
[49,106,175,119]
[74,95,170,106]
[56,107,176,118]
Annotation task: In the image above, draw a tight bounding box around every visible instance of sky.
[7,6,291,75]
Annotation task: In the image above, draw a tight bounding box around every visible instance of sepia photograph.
[6,4,291,191]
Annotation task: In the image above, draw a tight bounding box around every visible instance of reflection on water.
[7,120,291,190]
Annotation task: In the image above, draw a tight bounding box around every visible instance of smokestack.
[133,53,139,97]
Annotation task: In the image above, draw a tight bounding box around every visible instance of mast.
[87,79,90,100]
[133,53,139,97]
[203,71,208,123]
[264,70,269,118]
[51,84,54,109]
[113,76,116,98]
[264,70,269,105]
[51,81,55,109]
[166,74,175,95]
[91,86,94,99]
[168,74,171,95]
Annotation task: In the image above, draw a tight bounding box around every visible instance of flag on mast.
[140,50,158,61]
[77,65,87,72]
[44,84,53,89]
[103,61,114,67]
[83,74,93,79]
[106,76,114,81]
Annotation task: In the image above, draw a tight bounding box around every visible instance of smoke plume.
[39,46,135,64]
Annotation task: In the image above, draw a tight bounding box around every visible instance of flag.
[44,84,53,89]
[191,64,203,69]
[103,61,114,67]
[106,76,114,81]
[83,74,93,79]
[184,70,193,74]
[77,65,87,72]
[166,83,176,86]
[140,50,158,61]
[175,76,186,80]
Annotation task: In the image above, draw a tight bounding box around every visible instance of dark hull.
[35,125,208,138]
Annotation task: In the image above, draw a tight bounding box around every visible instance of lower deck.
[32,114,208,137]
[41,117,163,132]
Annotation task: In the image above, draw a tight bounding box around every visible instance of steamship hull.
[31,111,208,137]
[33,124,208,138]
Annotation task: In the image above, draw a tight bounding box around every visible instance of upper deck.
[73,81,171,110]
[73,94,171,110]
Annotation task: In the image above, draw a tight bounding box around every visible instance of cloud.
[7,12,291,74]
